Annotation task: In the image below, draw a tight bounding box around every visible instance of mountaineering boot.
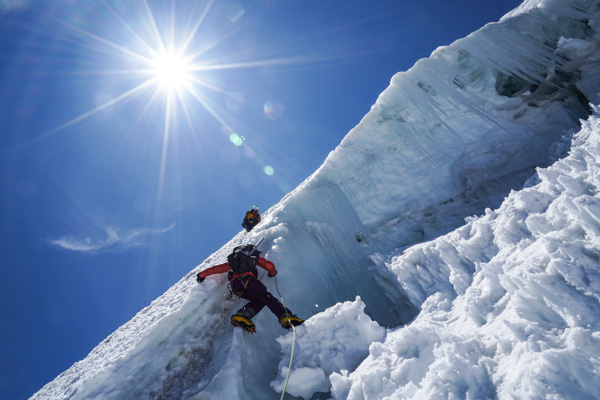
[231,312,256,334]
[279,314,304,330]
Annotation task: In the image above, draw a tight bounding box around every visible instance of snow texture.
[32,0,600,399]
[330,105,600,400]
[271,297,385,399]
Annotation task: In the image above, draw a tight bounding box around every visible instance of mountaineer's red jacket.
[197,257,277,282]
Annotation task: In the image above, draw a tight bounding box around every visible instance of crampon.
[231,313,256,334]
[279,314,304,330]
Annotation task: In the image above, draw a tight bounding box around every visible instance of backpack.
[227,244,261,275]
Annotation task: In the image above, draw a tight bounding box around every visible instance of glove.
[196,274,205,283]
[268,269,277,277]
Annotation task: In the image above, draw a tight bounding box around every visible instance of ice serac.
[316,0,599,249]
[31,0,600,399]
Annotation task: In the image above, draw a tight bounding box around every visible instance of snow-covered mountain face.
[328,105,600,400]
[33,0,600,399]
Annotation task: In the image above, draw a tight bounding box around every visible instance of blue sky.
[0,0,521,398]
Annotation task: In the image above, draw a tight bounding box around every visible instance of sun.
[150,49,193,92]
[41,0,312,148]
[33,0,324,205]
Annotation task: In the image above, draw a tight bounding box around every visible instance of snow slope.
[32,0,600,399]
[326,105,600,400]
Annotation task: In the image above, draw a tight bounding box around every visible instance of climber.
[241,206,261,232]
[196,243,304,334]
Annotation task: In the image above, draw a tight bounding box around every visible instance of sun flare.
[150,50,193,91]
[43,0,310,153]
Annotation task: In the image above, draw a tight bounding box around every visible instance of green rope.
[274,275,297,400]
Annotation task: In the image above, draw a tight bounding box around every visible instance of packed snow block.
[271,297,385,399]
[330,293,497,400]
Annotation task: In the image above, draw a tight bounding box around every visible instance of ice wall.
[31,0,600,399]
[314,0,599,248]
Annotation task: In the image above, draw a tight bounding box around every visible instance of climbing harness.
[275,275,297,400]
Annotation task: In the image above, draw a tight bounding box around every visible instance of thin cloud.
[50,224,175,253]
